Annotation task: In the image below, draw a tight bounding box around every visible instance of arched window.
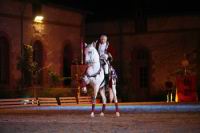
[0,36,9,84]
[131,47,151,101]
[33,40,43,85]
[137,49,149,88]
[197,46,200,99]
[63,44,72,86]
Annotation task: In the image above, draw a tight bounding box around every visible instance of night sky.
[41,0,200,21]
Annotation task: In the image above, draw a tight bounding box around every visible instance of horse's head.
[84,41,99,64]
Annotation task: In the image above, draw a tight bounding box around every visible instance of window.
[0,36,9,84]
[137,50,149,60]
[139,66,148,88]
[33,40,43,85]
[63,44,72,86]
[137,49,149,88]
[131,47,151,100]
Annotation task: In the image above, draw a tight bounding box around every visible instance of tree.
[17,44,37,89]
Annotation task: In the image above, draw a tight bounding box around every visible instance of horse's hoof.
[116,112,120,117]
[90,112,95,117]
[100,112,104,117]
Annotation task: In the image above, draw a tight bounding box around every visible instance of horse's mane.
[84,42,100,64]
[85,42,99,55]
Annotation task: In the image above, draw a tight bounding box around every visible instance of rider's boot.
[105,74,109,90]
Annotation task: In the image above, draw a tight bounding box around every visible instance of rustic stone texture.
[86,15,200,101]
[0,0,83,91]
[148,16,200,31]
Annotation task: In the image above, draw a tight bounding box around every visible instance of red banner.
[176,75,198,102]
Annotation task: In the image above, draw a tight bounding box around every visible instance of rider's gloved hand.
[108,53,113,62]
[100,54,108,60]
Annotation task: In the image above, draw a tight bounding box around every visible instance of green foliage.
[48,69,62,87]
[17,44,38,75]
[16,44,38,89]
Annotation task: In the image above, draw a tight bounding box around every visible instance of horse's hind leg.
[99,87,107,117]
[109,87,114,103]
[112,79,120,117]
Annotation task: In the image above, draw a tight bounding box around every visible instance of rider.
[96,34,113,89]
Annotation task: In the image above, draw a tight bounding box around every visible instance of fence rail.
[0,96,92,108]
[77,96,92,104]
[0,98,38,108]
[60,97,77,105]
[38,97,58,106]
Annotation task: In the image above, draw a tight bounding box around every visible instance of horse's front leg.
[99,87,107,117]
[91,86,99,117]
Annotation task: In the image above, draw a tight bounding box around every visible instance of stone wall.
[0,0,83,92]
[86,15,200,101]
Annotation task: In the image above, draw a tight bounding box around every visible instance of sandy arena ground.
[0,105,200,133]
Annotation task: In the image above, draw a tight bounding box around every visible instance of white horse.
[81,41,120,117]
